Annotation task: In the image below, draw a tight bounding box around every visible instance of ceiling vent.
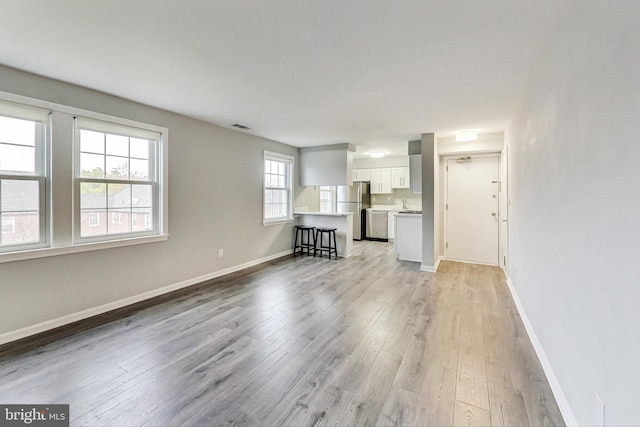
[231,124,251,130]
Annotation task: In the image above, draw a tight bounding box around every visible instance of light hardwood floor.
[0,241,564,426]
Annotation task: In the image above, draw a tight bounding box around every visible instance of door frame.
[443,152,501,266]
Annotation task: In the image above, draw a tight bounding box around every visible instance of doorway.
[445,154,500,265]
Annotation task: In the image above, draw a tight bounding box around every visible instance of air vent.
[231,124,251,130]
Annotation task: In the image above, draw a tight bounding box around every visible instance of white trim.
[420,264,436,272]
[504,274,578,426]
[434,255,444,271]
[444,257,499,267]
[0,234,169,264]
[0,249,293,345]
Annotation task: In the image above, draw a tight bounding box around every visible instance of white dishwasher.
[366,209,388,241]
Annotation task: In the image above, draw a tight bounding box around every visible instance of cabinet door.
[391,167,409,189]
[379,168,392,193]
[370,168,391,194]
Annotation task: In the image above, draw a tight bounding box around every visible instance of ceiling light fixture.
[455,130,478,142]
[369,151,386,158]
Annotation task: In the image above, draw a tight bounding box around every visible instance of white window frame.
[0,91,169,264]
[0,100,49,252]
[319,186,336,213]
[74,116,162,243]
[263,150,294,225]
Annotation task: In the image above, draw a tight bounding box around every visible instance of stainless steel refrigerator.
[336,182,371,240]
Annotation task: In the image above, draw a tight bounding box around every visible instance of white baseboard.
[504,275,578,426]
[420,256,444,273]
[0,249,293,346]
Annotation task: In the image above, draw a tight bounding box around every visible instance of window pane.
[130,158,149,181]
[106,156,129,179]
[1,213,39,244]
[1,179,39,212]
[108,183,131,208]
[107,209,131,234]
[132,184,153,208]
[0,116,35,146]
[80,182,106,209]
[80,153,105,178]
[130,138,149,159]
[80,130,104,154]
[0,143,35,175]
[106,134,129,156]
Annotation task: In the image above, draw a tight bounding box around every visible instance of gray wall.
[506,2,640,425]
[0,65,300,337]
[421,133,435,269]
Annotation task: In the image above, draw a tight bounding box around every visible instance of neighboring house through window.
[263,151,293,224]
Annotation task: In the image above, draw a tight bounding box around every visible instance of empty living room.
[1,1,639,426]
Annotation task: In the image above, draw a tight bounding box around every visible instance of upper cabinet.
[353,168,371,182]
[391,167,410,189]
[370,168,392,194]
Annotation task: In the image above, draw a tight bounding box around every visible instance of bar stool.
[294,225,316,256]
[314,227,338,259]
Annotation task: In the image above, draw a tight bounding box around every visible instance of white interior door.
[445,155,500,265]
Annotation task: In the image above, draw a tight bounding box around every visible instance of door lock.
[491,212,497,217]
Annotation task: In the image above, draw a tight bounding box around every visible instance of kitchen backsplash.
[371,188,422,209]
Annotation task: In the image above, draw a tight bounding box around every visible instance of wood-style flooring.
[0,240,565,426]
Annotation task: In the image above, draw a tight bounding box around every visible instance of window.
[2,217,15,234]
[0,102,48,251]
[263,151,293,224]
[319,186,336,213]
[75,117,160,242]
[88,213,100,227]
[0,91,168,263]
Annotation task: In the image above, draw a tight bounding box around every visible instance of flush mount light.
[369,151,385,158]
[455,130,478,142]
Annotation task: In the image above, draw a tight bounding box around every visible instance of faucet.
[402,196,408,210]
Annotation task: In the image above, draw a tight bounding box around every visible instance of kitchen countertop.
[294,211,353,216]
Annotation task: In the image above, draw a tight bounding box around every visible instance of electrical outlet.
[218,249,224,258]
[595,393,605,427]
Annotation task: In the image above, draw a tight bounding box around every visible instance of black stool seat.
[294,225,316,256]
[314,227,338,259]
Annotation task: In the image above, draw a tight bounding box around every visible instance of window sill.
[263,218,294,226]
[0,234,170,264]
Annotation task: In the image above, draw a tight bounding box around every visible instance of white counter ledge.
[294,212,353,257]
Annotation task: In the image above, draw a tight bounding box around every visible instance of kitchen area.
[295,141,423,263]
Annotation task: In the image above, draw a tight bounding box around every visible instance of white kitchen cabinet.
[388,211,399,240]
[352,168,371,182]
[395,213,422,262]
[370,168,392,194]
[391,167,410,189]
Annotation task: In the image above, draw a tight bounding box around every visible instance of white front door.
[445,155,500,265]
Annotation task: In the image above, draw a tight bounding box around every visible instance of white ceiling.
[0,0,571,156]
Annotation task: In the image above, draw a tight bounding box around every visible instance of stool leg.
[294,227,300,255]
